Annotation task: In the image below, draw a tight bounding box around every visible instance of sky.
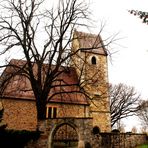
[89,0,148,131]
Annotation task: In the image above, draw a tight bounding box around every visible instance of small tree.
[137,100,148,127]
[140,126,147,134]
[131,126,137,133]
[109,83,141,127]
[119,123,125,133]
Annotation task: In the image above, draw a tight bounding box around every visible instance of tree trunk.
[36,95,47,120]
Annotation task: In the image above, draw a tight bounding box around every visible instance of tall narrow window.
[91,56,96,65]
[46,107,57,119]
[48,107,52,119]
[53,107,57,118]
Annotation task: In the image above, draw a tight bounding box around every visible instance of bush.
[0,129,40,148]
[112,129,120,133]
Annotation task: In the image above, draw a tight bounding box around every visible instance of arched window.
[91,56,96,65]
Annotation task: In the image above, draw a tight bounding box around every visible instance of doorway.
[52,124,78,148]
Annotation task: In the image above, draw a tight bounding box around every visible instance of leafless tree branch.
[109,83,141,127]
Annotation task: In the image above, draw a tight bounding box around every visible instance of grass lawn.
[136,144,148,148]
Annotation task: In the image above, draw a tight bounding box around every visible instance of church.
[0,30,111,148]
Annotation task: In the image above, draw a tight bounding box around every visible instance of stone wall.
[25,118,102,148]
[25,119,147,148]
[2,99,89,131]
[92,112,111,132]
[46,103,89,118]
[101,132,147,148]
[2,99,37,131]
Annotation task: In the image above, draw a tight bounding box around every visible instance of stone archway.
[52,123,78,148]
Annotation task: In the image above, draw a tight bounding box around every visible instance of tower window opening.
[91,56,96,65]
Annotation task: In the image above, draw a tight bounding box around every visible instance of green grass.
[137,144,148,148]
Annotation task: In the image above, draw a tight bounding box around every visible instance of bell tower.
[71,30,111,132]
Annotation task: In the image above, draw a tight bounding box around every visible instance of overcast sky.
[90,0,148,98]
[89,0,148,131]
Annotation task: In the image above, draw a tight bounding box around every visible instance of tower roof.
[74,30,107,55]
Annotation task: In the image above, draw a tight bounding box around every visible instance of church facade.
[0,30,111,147]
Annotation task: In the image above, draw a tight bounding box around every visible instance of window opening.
[92,126,100,135]
[46,107,57,119]
[91,56,96,65]
[48,107,52,118]
[53,107,57,118]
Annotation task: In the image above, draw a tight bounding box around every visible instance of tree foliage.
[109,83,141,127]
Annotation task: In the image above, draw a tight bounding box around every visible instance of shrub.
[0,129,40,148]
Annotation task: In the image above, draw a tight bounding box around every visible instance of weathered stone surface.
[101,132,147,148]
[2,99,37,131]
[26,118,95,148]
[71,31,111,132]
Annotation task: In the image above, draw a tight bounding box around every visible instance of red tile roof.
[1,59,88,105]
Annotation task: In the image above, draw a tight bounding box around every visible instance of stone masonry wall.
[71,32,111,132]
[2,99,37,131]
[46,103,89,118]
[2,98,89,131]
[101,132,147,148]
[25,119,147,148]
[25,118,101,148]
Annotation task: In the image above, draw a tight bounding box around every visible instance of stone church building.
[0,30,111,147]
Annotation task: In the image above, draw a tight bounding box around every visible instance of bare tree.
[131,126,137,133]
[118,122,125,133]
[128,10,148,24]
[0,0,111,120]
[109,83,141,127]
[137,100,148,127]
[140,126,147,134]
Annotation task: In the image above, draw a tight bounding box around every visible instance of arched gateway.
[47,121,79,148]
[52,123,78,148]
